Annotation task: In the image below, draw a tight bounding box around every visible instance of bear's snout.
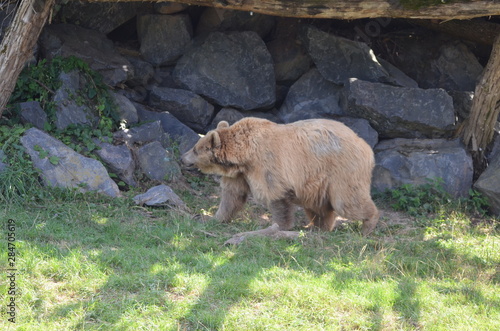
[180,150,196,168]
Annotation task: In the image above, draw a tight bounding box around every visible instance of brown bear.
[181,117,379,236]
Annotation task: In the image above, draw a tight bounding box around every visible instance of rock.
[40,24,133,86]
[474,154,500,215]
[488,133,500,163]
[378,58,419,88]
[19,101,48,130]
[174,31,276,110]
[267,38,312,83]
[135,104,200,154]
[389,36,483,91]
[195,7,275,38]
[343,79,456,138]
[278,68,344,123]
[373,138,473,198]
[114,121,170,148]
[58,2,146,34]
[20,128,120,197]
[337,117,378,149]
[53,71,97,130]
[133,184,186,208]
[137,14,192,66]
[430,41,483,91]
[448,90,474,121]
[149,86,215,132]
[137,141,181,182]
[124,55,155,87]
[152,66,180,89]
[207,108,281,131]
[0,150,7,173]
[300,25,390,85]
[110,92,138,125]
[94,141,136,187]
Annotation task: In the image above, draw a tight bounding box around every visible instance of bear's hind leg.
[270,199,295,230]
[215,175,250,222]
[304,208,337,231]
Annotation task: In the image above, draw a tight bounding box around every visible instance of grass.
[0,176,499,330]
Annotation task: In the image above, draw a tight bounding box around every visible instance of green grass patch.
[1,179,499,330]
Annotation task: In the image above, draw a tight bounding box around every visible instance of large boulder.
[148,86,215,132]
[94,141,136,187]
[137,14,192,66]
[53,71,97,130]
[474,154,500,215]
[343,79,456,138]
[300,25,391,85]
[20,128,120,197]
[173,31,276,110]
[137,141,181,182]
[278,68,344,123]
[40,24,133,86]
[135,104,200,154]
[373,138,473,198]
[19,101,48,130]
[267,37,312,83]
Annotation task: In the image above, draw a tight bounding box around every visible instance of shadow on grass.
[8,202,499,330]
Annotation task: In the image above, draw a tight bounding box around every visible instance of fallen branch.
[224,223,301,245]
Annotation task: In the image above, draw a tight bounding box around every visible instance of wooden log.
[83,0,500,20]
[0,0,55,118]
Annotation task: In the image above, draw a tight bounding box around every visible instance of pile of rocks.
[2,3,500,213]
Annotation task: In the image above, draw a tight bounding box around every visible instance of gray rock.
[207,108,281,131]
[474,154,500,215]
[343,79,456,138]
[195,7,275,38]
[337,117,378,149]
[137,141,181,182]
[110,92,138,125]
[267,38,312,83]
[149,86,215,132]
[373,138,473,198]
[487,132,500,163]
[94,141,136,187]
[135,104,200,154]
[431,41,483,91]
[390,36,483,91]
[114,121,170,148]
[40,24,133,86]
[58,2,147,34]
[378,58,419,88]
[125,56,155,87]
[19,101,48,130]
[133,184,186,208]
[137,14,192,66]
[174,31,276,110]
[278,68,344,123]
[20,128,120,197]
[300,26,390,85]
[448,90,474,121]
[53,71,97,130]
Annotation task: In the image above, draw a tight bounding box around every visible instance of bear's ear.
[217,121,229,129]
[207,131,221,148]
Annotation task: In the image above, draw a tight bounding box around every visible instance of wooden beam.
[84,0,500,20]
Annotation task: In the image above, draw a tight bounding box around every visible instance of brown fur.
[181,117,379,236]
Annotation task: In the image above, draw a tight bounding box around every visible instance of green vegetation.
[0,176,498,330]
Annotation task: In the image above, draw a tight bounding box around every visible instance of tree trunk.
[82,0,500,20]
[462,34,500,163]
[0,0,55,118]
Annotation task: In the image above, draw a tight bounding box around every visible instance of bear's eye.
[193,148,198,156]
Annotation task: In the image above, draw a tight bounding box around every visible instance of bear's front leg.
[215,174,250,222]
[270,199,295,230]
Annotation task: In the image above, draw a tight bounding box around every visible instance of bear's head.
[181,121,242,177]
